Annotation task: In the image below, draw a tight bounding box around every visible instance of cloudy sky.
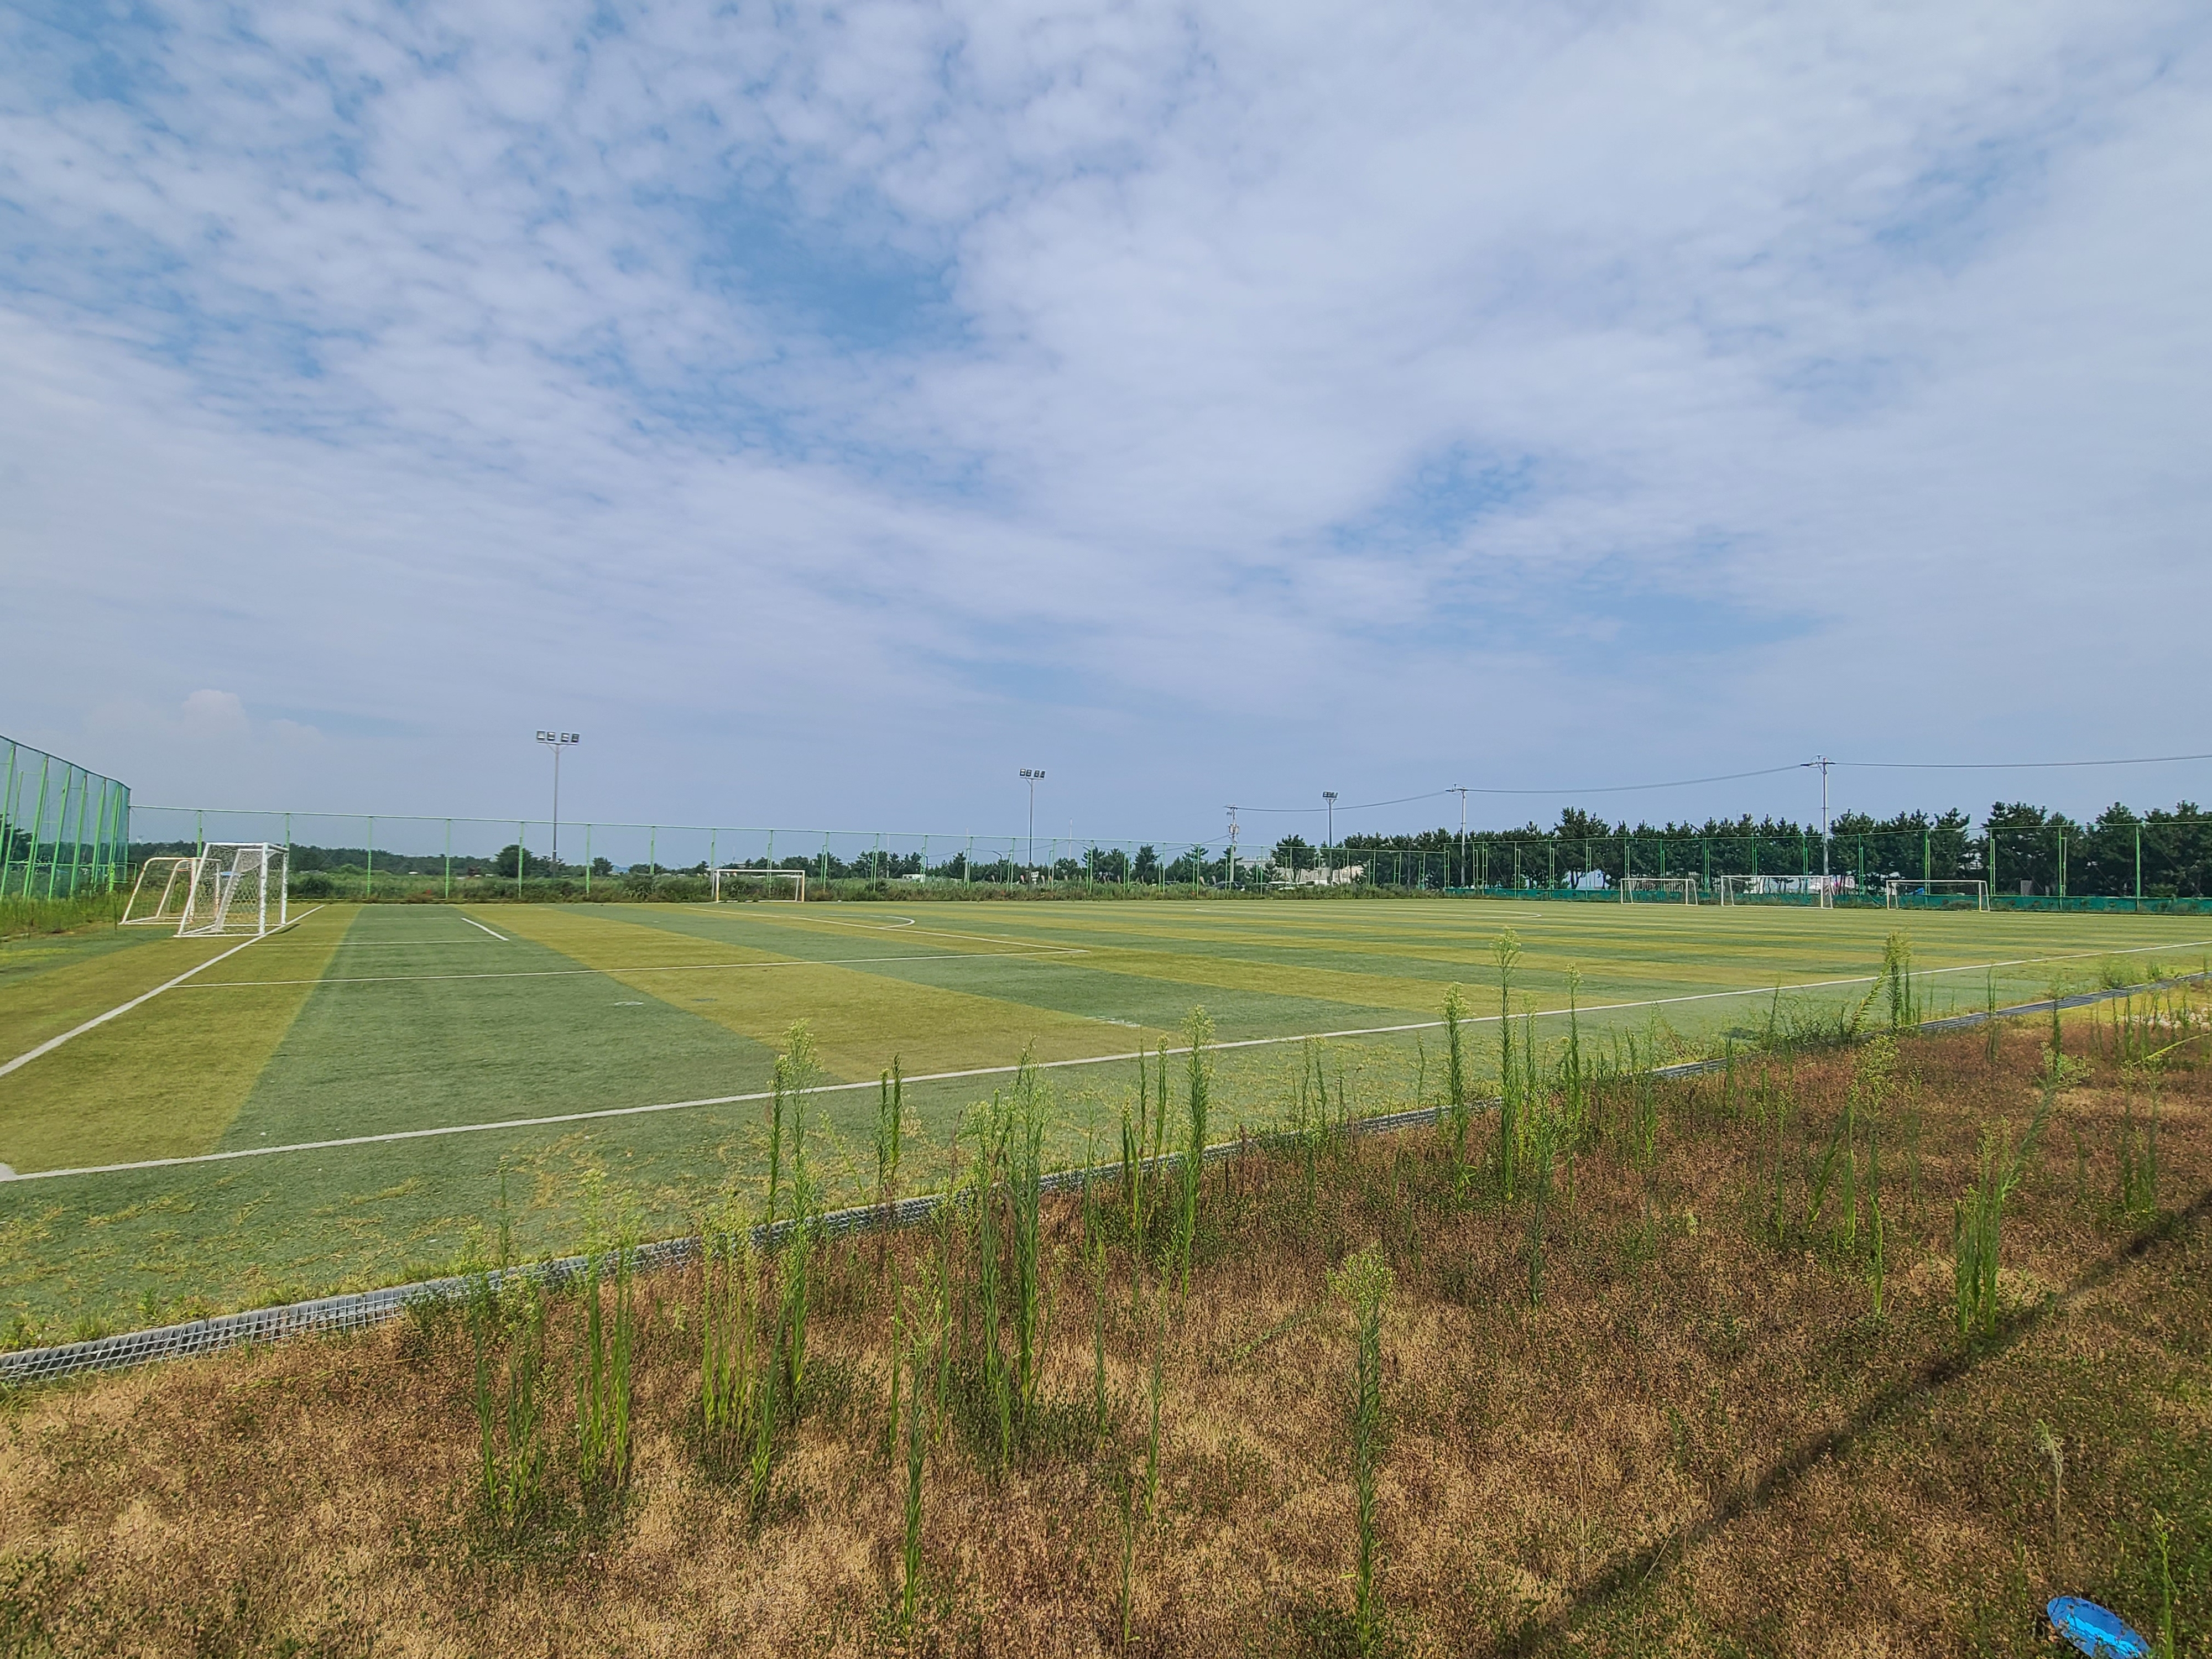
[5,0,2208,844]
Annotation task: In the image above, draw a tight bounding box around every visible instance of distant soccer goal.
[121,855,200,928]
[1717,873,1844,907]
[178,844,289,936]
[1620,876,1697,904]
[708,867,807,903]
[1885,878,1989,911]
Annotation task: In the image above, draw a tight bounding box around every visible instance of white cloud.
[2,0,2208,836]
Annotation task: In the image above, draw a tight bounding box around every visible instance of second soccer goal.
[708,867,807,903]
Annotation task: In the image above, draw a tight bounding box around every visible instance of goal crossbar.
[708,867,807,903]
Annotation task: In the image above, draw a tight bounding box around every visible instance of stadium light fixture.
[537,730,580,872]
[1020,768,1045,876]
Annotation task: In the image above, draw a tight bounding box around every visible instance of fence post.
[368,816,376,900]
[2135,823,2142,911]
[445,820,452,900]
[0,740,16,900]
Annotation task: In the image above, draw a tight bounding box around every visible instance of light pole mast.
[1225,806,1240,889]
[536,730,579,872]
[1451,785,1469,889]
[1019,769,1045,878]
[1322,791,1338,884]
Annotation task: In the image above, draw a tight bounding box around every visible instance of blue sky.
[4,0,2209,843]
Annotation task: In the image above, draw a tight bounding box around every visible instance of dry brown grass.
[2,1014,2208,1657]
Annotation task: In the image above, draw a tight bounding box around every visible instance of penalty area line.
[459,914,507,941]
[0,906,328,1084]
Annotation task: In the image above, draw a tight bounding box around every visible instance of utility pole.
[1805,755,1833,908]
[1019,768,1045,879]
[1451,785,1469,890]
[535,731,579,872]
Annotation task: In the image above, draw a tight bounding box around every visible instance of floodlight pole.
[1322,791,1338,884]
[1226,806,1240,889]
[536,731,580,872]
[1451,785,1469,889]
[1020,769,1045,879]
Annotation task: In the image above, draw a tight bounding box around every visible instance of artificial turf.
[2,896,2208,1339]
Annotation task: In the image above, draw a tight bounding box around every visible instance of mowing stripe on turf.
[178,945,1091,990]
[0,907,326,1081]
[13,936,2203,1183]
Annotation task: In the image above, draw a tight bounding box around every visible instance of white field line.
[181,945,1091,990]
[0,907,328,1083]
[458,915,507,940]
[9,936,2203,1184]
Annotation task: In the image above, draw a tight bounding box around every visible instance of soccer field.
[4,897,2209,1337]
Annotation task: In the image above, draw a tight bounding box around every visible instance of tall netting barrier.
[0,735,131,900]
[119,805,2212,911]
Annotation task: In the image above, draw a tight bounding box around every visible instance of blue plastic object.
[2048,1597,2150,1659]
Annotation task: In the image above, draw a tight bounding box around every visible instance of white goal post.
[124,845,289,936]
[708,867,807,903]
[1884,878,1989,911]
[1620,876,1697,904]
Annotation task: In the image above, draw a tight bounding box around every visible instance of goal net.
[178,843,289,936]
[1884,878,1989,911]
[121,856,200,927]
[709,867,807,903]
[1620,876,1696,904]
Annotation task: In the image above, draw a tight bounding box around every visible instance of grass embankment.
[0,892,126,943]
[3,992,2206,1656]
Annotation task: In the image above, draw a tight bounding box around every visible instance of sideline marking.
[458,915,507,941]
[181,945,1089,990]
[0,907,328,1082]
[12,937,2202,1182]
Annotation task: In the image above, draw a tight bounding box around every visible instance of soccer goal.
[1620,876,1697,904]
[121,855,201,928]
[709,867,807,903]
[178,844,289,936]
[1884,878,1989,911]
[1717,874,1842,907]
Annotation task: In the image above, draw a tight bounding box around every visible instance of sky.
[4,0,2210,846]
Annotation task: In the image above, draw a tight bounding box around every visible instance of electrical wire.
[1232,750,2211,818]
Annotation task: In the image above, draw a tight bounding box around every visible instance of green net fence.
[1,735,131,900]
[121,805,2212,910]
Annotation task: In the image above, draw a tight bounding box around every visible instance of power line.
[1231,765,1806,815]
[1230,749,2211,820]
[1842,752,2212,771]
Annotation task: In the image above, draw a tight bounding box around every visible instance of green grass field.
[4,896,2209,1340]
